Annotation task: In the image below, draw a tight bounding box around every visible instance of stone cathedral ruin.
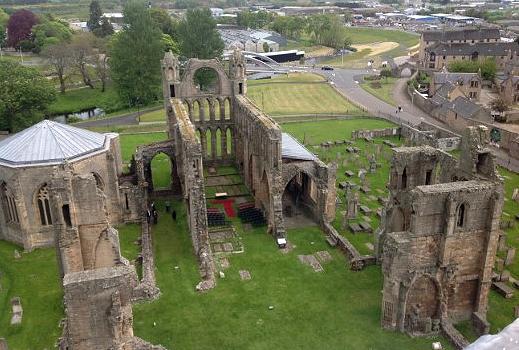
[0,50,508,349]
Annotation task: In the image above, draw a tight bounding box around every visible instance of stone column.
[211,129,217,160]
[200,132,207,159]
[209,99,216,122]
[221,130,227,159]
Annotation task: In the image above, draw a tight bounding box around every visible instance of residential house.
[430,71,482,100]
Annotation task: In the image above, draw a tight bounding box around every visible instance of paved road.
[316,67,519,173]
[74,106,163,128]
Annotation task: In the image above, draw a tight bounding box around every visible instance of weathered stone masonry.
[378,126,503,339]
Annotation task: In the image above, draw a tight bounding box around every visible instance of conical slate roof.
[0,120,108,166]
[281,133,315,161]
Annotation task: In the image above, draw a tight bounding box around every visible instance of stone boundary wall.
[351,127,399,140]
[401,122,461,151]
[441,319,470,350]
[322,222,376,271]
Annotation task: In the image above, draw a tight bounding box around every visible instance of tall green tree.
[150,7,176,37]
[177,8,224,59]
[0,9,8,46]
[87,0,102,32]
[110,0,163,105]
[93,16,114,37]
[0,60,56,132]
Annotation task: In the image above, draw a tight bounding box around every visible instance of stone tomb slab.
[239,270,251,280]
[222,242,234,252]
[345,170,354,177]
[298,255,324,272]
[359,221,373,233]
[359,205,371,214]
[315,250,333,263]
[349,223,363,234]
[10,297,22,325]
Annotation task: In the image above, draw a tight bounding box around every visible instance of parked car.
[321,66,334,71]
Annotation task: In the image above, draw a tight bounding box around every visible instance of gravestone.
[10,297,22,325]
[208,167,217,175]
[512,188,519,202]
[298,255,324,272]
[369,155,377,173]
[498,232,508,252]
[359,221,373,233]
[495,257,505,272]
[346,191,359,219]
[220,257,230,269]
[505,248,516,266]
[13,250,21,260]
[345,170,354,177]
[501,270,511,282]
[359,205,371,214]
[365,242,374,251]
[349,223,363,234]
[358,169,367,180]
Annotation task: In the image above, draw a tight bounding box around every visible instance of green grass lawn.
[0,241,63,349]
[343,27,418,47]
[133,200,452,350]
[247,73,364,116]
[48,85,122,115]
[360,77,398,107]
[119,132,167,162]
[140,109,166,123]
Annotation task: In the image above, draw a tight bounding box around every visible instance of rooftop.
[0,120,112,167]
[281,133,316,161]
[421,27,500,41]
[427,42,519,56]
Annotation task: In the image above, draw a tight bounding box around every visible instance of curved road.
[316,67,519,172]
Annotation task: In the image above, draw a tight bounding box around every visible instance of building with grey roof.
[430,71,481,100]
[0,120,135,250]
[423,41,519,70]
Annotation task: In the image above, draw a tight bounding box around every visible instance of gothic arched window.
[37,184,52,226]
[457,203,466,228]
[1,183,19,223]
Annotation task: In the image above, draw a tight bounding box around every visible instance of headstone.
[219,271,225,278]
[501,270,511,282]
[495,257,505,272]
[208,167,217,175]
[512,188,519,202]
[13,250,21,259]
[360,186,371,194]
[498,232,508,252]
[346,191,359,219]
[345,170,354,177]
[376,208,383,218]
[362,215,372,223]
[239,270,251,280]
[365,242,374,251]
[515,306,519,318]
[222,242,233,252]
[358,169,367,180]
[220,257,230,269]
[368,195,377,202]
[505,248,516,266]
[369,157,377,173]
[360,205,371,214]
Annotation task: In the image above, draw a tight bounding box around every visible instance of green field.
[48,85,122,115]
[0,241,63,349]
[131,199,452,350]
[140,109,166,123]
[343,27,419,47]
[360,77,398,107]
[247,73,364,116]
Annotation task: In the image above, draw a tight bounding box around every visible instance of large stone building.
[424,41,519,71]
[0,121,137,250]
[418,27,501,66]
[378,126,503,336]
[132,50,336,289]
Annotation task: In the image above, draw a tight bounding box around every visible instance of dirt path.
[352,42,399,57]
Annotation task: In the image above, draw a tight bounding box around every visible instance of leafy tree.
[161,33,180,53]
[306,14,350,49]
[42,43,72,93]
[380,69,393,80]
[93,17,114,37]
[32,16,72,52]
[448,58,496,80]
[236,10,274,29]
[271,16,306,40]
[110,0,164,106]
[87,0,102,32]
[177,8,224,59]
[93,37,110,92]
[490,97,509,112]
[70,33,95,88]
[150,7,176,37]
[6,9,37,48]
[0,60,56,132]
[0,9,8,46]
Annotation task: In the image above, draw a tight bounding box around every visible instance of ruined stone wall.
[62,265,138,350]
[379,128,503,336]
[351,127,400,140]
[49,169,124,276]
[233,95,285,236]
[168,98,216,288]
